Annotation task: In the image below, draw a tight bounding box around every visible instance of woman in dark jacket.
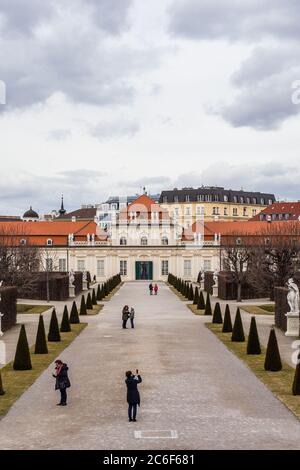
[53,359,71,406]
[125,370,142,422]
[122,305,130,329]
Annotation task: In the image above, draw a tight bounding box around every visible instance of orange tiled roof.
[251,202,300,220]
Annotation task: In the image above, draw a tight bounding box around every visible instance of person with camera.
[52,359,71,406]
[125,369,142,422]
[122,305,130,329]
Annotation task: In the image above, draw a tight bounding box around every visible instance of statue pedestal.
[200,281,204,291]
[83,281,88,291]
[212,285,218,298]
[285,312,299,337]
[69,286,75,298]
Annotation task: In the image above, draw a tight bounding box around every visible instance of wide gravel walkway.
[0,281,300,450]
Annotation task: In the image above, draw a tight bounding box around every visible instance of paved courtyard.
[0,281,300,450]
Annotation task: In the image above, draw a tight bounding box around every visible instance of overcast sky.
[0,0,300,215]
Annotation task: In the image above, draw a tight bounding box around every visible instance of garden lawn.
[87,304,104,315]
[0,323,87,417]
[17,304,53,315]
[241,304,275,316]
[187,304,205,315]
[207,323,300,420]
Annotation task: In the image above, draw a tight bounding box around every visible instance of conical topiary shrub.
[197,291,206,310]
[0,370,5,395]
[247,316,261,355]
[96,284,102,301]
[188,284,194,301]
[48,309,61,342]
[193,287,199,305]
[13,324,32,370]
[204,294,212,316]
[60,305,71,333]
[264,328,282,371]
[222,304,233,333]
[80,295,87,315]
[34,315,48,354]
[292,352,300,395]
[70,301,80,324]
[86,292,93,310]
[212,302,223,324]
[231,308,245,342]
[92,289,97,305]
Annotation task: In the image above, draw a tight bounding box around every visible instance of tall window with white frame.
[184,259,192,278]
[120,260,127,276]
[77,260,85,272]
[97,259,105,277]
[59,258,67,272]
[161,260,169,276]
[203,259,212,271]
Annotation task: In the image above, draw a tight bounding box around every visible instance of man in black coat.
[125,370,142,422]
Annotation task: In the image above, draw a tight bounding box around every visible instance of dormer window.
[162,236,168,246]
[141,237,148,246]
[47,239,53,246]
[20,239,27,245]
[120,237,127,246]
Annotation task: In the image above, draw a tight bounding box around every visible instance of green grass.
[207,323,300,420]
[241,304,275,316]
[187,304,205,315]
[87,304,104,315]
[168,285,189,302]
[17,304,53,315]
[0,323,87,417]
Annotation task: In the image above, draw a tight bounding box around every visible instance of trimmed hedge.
[0,286,17,332]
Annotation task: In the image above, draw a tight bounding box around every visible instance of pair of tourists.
[53,359,71,406]
[149,283,159,295]
[122,305,135,329]
[125,369,142,422]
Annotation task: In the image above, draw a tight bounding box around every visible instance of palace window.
[212,207,219,215]
[97,260,105,277]
[243,207,248,217]
[252,209,257,216]
[246,197,251,204]
[184,259,192,277]
[59,258,67,272]
[120,237,127,246]
[240,197,244,204]
[261,198,265,205]
[162,236,169,246]
[203,259,212,271]
[77,260,85,272]
[174,196,179,203]
[141,236,148,246]
[185,195,190,202]
[253,197,257,204]
[224,207,228,216]
[233,208,238,216]
[185,207,191,216]
[161,260,169,276]
[120,260,127,276]
[224,195,228,202]
[233,196,238,203]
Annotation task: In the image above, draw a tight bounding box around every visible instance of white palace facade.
[2,195,222,282]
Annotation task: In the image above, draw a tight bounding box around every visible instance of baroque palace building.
[1,194,292,283]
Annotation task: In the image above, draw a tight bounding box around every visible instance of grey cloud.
[0,1,160,109]
[87,0,132,34]
[89,119,140,140]
[214,46,300,130]
[47,129,72,141]
[168,0,300,42]
[0,0,54,34]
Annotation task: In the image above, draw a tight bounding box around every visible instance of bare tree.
[247,222,300,297]
[38,247,60,303]
[221,234,252,302]
[0,223,40,297]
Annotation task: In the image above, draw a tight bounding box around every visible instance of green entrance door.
[135,261,153,280]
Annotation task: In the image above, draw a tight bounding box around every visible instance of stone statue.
[69,270,75,287]
[287,278,300,314]
[68,233,74,244]
[213,271,219,286]
[83,270,88,282]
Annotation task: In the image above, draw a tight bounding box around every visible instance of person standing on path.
[53,359,71,406]
[154,283,159,295]
[130,307,135,329]
[125,370,142,422]
[149,283,153,295]
[122,305,130,329]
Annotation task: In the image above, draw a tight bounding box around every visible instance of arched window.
[20,239,27,245]
[47,239,53,246]
[162,236,168,246]
[120,237,127,246]
[141,236,148,246]
[236,237,242,246]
